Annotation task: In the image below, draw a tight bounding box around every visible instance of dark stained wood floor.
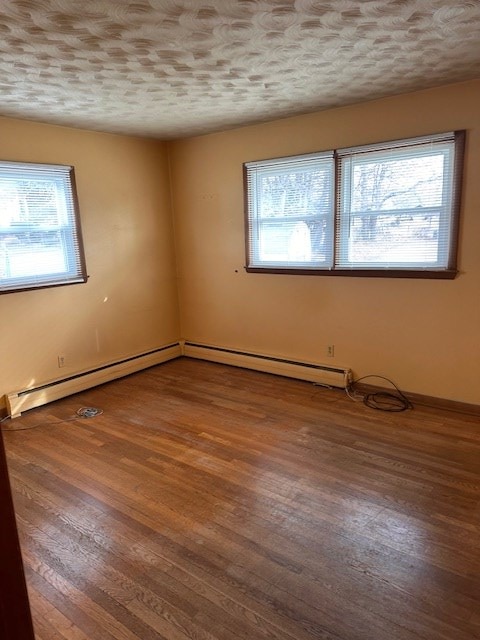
[3,357,480,640]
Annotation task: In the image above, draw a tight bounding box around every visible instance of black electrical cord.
[346,374,412,412]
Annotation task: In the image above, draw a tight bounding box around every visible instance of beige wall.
[170,79,480,405]
[2,80,479,407]
[0,117,179,398]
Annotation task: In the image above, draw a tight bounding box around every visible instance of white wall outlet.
[57,355,66,368]
[327,345,335,357]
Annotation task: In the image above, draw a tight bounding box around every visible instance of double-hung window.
[0,161,87,294]
[244,131,465,278]
[245,152,335,269]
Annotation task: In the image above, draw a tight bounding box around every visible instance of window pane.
[258,218,331,265]
[350,153,445,212]
[346,212,441,264]
[258,168,332,219]
[0,231,67,279]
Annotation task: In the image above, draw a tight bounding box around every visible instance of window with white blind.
[245,152,335,269]
[244,131,465,278]
[0,161,87,294]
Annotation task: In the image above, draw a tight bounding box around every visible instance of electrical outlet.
[57,355,66,368]
[327,345,335,357]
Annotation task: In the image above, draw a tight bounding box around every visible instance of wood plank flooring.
[3,357,480,640]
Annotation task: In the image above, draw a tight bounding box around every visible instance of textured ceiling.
[1,0,480,140]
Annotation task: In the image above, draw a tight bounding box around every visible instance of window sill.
[245,267,458,279]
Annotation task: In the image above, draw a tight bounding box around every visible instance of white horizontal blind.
[0,161,86,293]
[245,152,334,268]
[336,132,459,269]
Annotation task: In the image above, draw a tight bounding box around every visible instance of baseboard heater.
[182,341,352,389]
[6,342,182,418]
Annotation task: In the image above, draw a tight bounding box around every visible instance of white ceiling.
[1,0,480,140]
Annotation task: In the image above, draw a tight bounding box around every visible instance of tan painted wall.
[0,117,179,397]
[2,80,479,406]
[169,79,480,405]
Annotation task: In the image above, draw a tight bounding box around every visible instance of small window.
[0,161,87,294]
[245,152,335,269]
[244,131,465,278]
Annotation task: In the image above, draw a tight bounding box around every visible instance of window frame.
[0,160,87,294]
[244,130,465,279]
[245,151,335,270]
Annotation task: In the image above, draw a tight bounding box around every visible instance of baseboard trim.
[6,342,182,418]
[182,341,352,388]
[5,342,477,419]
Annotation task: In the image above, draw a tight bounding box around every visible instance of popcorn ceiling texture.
[1,0,480,139]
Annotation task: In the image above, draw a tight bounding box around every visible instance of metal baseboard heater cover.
[6,342,182,418]
[183,341,352,388]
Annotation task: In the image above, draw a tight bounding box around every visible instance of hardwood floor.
[3,357,480,640]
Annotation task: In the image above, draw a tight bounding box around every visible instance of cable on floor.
[1,407,103,432]
[346,375,412,412]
